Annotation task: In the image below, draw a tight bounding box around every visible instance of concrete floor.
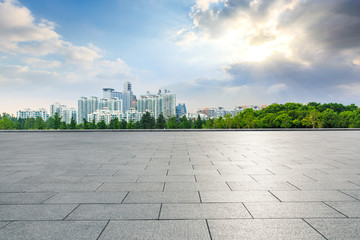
[0,131,360,239]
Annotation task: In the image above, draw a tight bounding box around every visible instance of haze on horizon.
[1,0,360,115]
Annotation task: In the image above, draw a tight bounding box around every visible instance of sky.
[1,0,360,115]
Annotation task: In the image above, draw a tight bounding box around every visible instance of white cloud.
[339,83,360,97]
[266,83,287,94]
[22,58,62,68]
[0,0,101,68]
[0,0,58,49]
[175,30,198,47]
[0,0,136,91]
[195,0,223,12]
[353,57,360,66]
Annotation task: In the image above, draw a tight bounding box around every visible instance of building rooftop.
[0,131,359,239]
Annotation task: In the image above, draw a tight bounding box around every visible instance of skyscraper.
[77,96,122,123]
[176,103,187,117]
[17,108,48,121]
[161,90,176,118]
[50,103,77,124]
[102,81,134,113]
[137,89,176,119]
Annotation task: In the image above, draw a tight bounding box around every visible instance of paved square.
[0,131,360,239]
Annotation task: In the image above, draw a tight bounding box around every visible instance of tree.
[60,121,67,129]
[259,113,276,128]
[69,117,77,129]
[120,119,127,129]
[179,115,192,129]
[24,117,35,129]
[109,118,120,129]
[0,114,14,129]
[140,112,156,129]
[156,113,166,129]
[241,108,256,128]
[97,120,107,129]
[309,109,320,128]
[350,108,360,128]
[213,116,226,129]
[53,112,61,129]
[321,108,339,128]
[195,115,203,129]
[274,113,293,128]
[91,117,97,129]
[224,114,234,129]
[166,116,178,129]
[202,118,214,129]
[83,118,90,129]
[126,120,137,129]
[34,117,45,130]
[44,117,53,129]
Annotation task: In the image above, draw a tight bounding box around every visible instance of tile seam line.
[242,202,254,219]
[0,217,354,222]
[302,218,328,240]
[338,189,360,201]
[96,220,110,240]
[40,192,59,204]
[268,190,282,202]
[204,219,213,240]
[322,201,349,218]
[62,203,81,220]
[0,221,12,230]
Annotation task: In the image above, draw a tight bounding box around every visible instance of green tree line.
[1,102,360,130]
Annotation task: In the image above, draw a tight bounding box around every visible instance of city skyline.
[1,0,360,115]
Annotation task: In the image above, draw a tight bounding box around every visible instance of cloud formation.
[175,0,360,105]
[0,0,137,102]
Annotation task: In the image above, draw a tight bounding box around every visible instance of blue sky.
[1,0,360,114]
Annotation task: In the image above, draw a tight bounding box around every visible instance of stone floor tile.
[244,202,345,218]
[98,220,210,240]
[208,219,324,240]
[66,204,160,220]
[44,192,128,204]
[160,203,251,219]
[0,222,9,229]
[0,204,78,220]
[137,175,196,183]
[0,221,107,240]
[306,218,360,240]
[96,182,163,192]
[228,182,297,191]
[123,192,200,203]
[164,182,231,191]
[340,189,360,200]
[78,176,139,183]
[288,181,360,190]
[27,183,102,192]
[0,192,55,204]
[270,190,356,202]
[200,191,278,203]
[325,201,360,217]
[0,183,35,193]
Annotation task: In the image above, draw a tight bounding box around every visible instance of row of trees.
[1,102,360,130]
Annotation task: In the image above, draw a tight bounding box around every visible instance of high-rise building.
[125,108,143,122]
[137,92,162,119]
[17,108,48,121]
[87,109,124,124]
[176,103,187,118]
[102,81,134,113]
[160,90,176,118]
[137,89,176,119]
[102,88,114,99]
[77,96,122,123]
[50,103,77,124]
